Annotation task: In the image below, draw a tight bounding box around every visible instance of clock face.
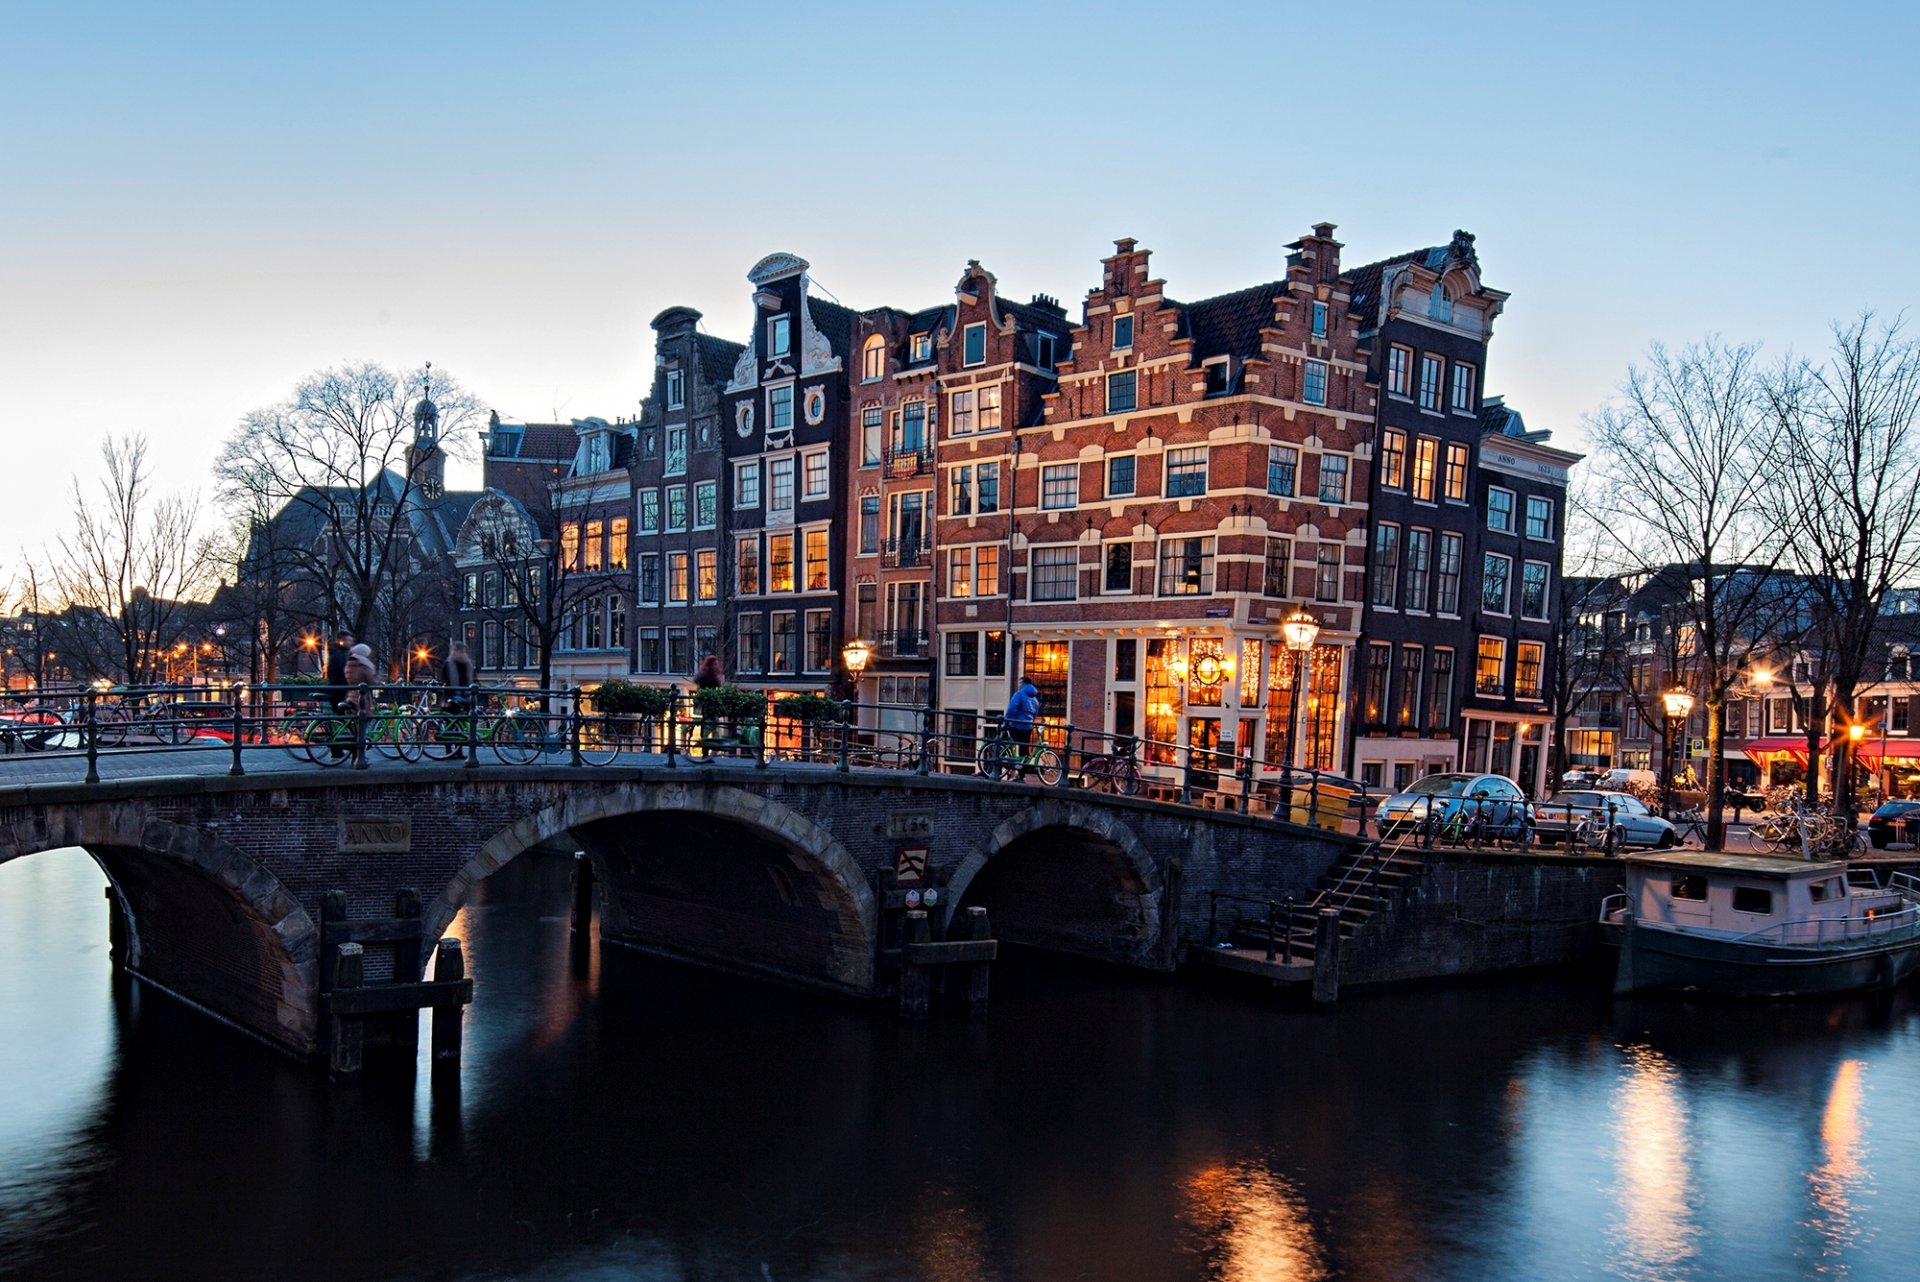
[736,403,754,437]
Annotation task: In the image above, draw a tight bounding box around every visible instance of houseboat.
[1600,852,1920,997]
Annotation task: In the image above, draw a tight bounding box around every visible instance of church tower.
[408,362,445,500]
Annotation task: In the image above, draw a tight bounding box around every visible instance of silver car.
[1373,772,1531,839]
[1532,789,1677,849]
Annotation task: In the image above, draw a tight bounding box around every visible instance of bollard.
[1311,908,1342,1005]
[432,937,465,1069]
[664,686,679,769]
[570,687,585,768]
[83,692,100,785]
[1238,750,1253,815]
[229,698,246,777]
[329,942,365,1076]
[964,906,992,1013]
[838,701,853,773]
[899,910,932,1019]
[569,851,595,935]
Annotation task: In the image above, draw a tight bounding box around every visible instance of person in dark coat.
[444,641,476,712]
[325,631,355,713]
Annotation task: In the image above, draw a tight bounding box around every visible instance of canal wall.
[1338,850,1623,989]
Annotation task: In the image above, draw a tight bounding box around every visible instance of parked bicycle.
[976,720,1063,785]
[1078,735,1142,795]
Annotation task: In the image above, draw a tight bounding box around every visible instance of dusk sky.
[5,1,1916,570]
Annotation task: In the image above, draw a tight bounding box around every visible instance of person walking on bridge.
[1004,678,1041,779]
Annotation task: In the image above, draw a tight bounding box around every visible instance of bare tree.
[1550,480,1632,782]
[1586,339,1786,845]
[215,362,481,664]
[53,435,211,685]
[1767,313,1920,813]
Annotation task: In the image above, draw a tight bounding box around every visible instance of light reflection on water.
[4,847,1920,1281]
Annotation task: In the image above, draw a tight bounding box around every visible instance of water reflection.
[1806,1058,1871,1271]
[1181,1163,1327,1282]
[1608,1044,1699,1281]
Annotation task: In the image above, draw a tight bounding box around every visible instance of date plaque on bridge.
[339,817,412,853]
[880,810,933,840]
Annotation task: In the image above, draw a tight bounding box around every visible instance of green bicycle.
[414,707,556,765]
[976,722,1063,785]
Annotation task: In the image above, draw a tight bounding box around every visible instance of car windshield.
[1406,775,1470,797]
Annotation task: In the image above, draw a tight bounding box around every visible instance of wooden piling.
[899,911,932,1020]
[329,942,365,1076]
[569,852,595,935]
[1311,908,1342,1005]
[431,937,465,1069]
[963,906,991,1013]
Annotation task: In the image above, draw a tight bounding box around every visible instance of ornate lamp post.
[1281,610,1321,777]
[302,634,320,678]
[1661,687,1695,818]
[841,638,873,701]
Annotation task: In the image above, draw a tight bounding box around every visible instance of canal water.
[3,848,1919,1282]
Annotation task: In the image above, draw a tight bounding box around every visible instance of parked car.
[1866,799,1920,849]
[1532,789,1678,849]
[1596,767,1658,793]
[1374,773,1531,839]
[1561,767,1600,789]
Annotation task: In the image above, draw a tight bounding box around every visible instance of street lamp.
[412,646,431,684]
[1661,686,1695,818]
[1281,610,1321,780]
[302,634,320,677]
[841,638,873,700]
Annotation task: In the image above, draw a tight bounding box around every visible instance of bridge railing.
[1,683,1383,833]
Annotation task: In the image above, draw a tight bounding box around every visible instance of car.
[1374,772,1531,840]
[1561,767,1601,789]
[1595,767,1659,793]
[1531,789,1678,849]
[1866,799,1920,849]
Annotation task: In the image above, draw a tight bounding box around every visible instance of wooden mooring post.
[876,868,998,1019]
[431,937,465,1069]
[570,851,595,936]
[319,887,473,1076]
[1311,907,1342,1005]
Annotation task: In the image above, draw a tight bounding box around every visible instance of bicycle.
[284,707,356,767]
[1078,735,1142,795]
[415,706,555,765]
[976,722,1063,786]
[1671,807,1709,849]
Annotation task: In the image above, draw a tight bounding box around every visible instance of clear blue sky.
[3,1,1916,566]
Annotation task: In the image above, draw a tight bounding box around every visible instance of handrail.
[1724,902,1920,947]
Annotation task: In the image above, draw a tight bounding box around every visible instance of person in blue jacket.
[1003,679,1041,774]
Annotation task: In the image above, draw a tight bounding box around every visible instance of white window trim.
[1106,453,1137,499]
[1487,486,1517,534]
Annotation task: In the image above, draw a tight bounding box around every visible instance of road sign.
[893,845,929,886]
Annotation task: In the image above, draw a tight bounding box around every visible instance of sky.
[4,0,1917,575]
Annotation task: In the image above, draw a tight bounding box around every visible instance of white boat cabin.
[1623,852,1898,939]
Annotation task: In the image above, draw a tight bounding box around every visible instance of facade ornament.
[799,293,841,377]
[728,346,758,393]
[736,402,755,438]
[803,386,826,425]
[747,252,809,286]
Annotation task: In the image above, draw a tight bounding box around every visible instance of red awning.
[1741,736,1816,758]
[1850,740,1920,768]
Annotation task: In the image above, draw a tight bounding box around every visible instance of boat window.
[1809,878,1844,903]
[1670,875,1708,901]
[1732,887,1773,915]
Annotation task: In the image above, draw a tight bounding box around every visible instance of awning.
[1741,736,1816,764]
[1849,740,1920,768]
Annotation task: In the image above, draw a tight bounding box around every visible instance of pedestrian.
[325,630,355,714]
[343,643,379,713]
[444,641,476,713]
[1003,677,1040,776]
[694,654,724,689]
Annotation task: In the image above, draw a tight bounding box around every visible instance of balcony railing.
[878,629,929,659]
[884,443,934,477]
[882,538,931,569]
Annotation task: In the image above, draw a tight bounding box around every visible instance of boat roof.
[1624,851,1844,880]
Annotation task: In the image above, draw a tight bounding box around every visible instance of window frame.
[1303,359,1329,406]
[1165,445,1208,498]
[1106,370,1138,414]
[1029,545,1079,603]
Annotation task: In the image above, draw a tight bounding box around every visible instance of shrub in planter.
[774,693,849,723]
[692,685,767,725]
[592,680,672,718]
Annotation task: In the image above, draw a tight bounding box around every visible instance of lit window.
[1515,642,1544,698]
[735,538,760,594]
[768,534,794,592]
[667,552,690,603]
[1411,436,1437,502]
[804,528,830,591]
[1476,636,1506,694]
[696,550,718,602]
[862,334,886,382]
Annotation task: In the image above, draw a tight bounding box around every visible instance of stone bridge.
[0,762,1356,1060]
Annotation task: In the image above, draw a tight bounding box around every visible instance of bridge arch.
[0,806,320,1051]
[947,799,1165,968]
[432,782,878,993]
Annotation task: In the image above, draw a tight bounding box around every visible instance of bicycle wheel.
[416,713,468,761]
[1081,756,1114,792]
[94,707,131,747]
[1033,747,1064,787]
[305,716,353,767]
[376,714,423,762]
[578,714,621,767]
[1111,759,1143,796]
[490,713,544,765]
[151,709,190,745]
[976,737,1009,780]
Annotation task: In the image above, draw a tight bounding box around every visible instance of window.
[1030,546,1078,601]
[963,323,986,366]
[1732,887,1773,915]
[1379,429,1407,489]
[1451,362,1476,412]
[949,547,974,598]
[667,552,690,604]
[639,489,659,533]
[461,572,477,608]
[559,523,580,572]
[1515,641,1544,699]
[975,461,999,512]
[642,430,656,458]
[1418,355,1442,410]
[805,610,832,671]
[1443,442,1470,503]
[696,550,718,602]
[1521,561,1550,620]
[1428,648,1454,730]
[1317,454,1348,503]
[1487,487,1515,533]
[768,384,794,433]
[802,449,829,500]
[1107,455,1136,498]
[950,465,972,516]
[1034,333,1056,369]
[1405,529,1431,612]
[666,426,687,476]
[1041,463,1079,509]
[638,554,661,603]
[733,613,762,673]
[1476,636,1506,694]
[888,491,926,563]
[985,629,1007,676]
[735,461,760,508]
[770,612,797,673]
[1429,285,1453,322]
[1387,344,1412,396]
[666,369,685,409]
[949,389,975,435]
[1525,495,1554,540]
[584,520,605,571]
[1436,532,1463,614]
[946,631,979,676]
[1410,436,1438,503]
[977,546,1002,596]
[859,495,879,553]
[977,384,1002,431]
[1166,446,1208,498]
[767,314,790,358]
[609,518,629,570]
[910,332,932,362]
[1112,314,1134,350]
[695,482,717,529]
[1263,538,1291,597]
[1396,645,1423,727]
[768,533,794,592]
[1303,359,1328,406]
[1311,301,1327,338]
[736,537,760,594]
[1363,643,1391,724]
[804,528,830,591]
[861,406,883,465]
[666,485,688,531]
[1315,545,1343,602]
[893,401,926,457]
[1104,542,1133,593]
[1107,370,1137,414]
[638,629,663,673]
[1372,522,1400,608]
[861,334,885,382]
[769,457,795,515]
[1204,358,1230,394]
[1158,536,1215,596]
[1483,553,1512,614]
[1267,445,1298,497]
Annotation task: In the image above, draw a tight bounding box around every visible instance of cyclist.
[1003,678,1040,778]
